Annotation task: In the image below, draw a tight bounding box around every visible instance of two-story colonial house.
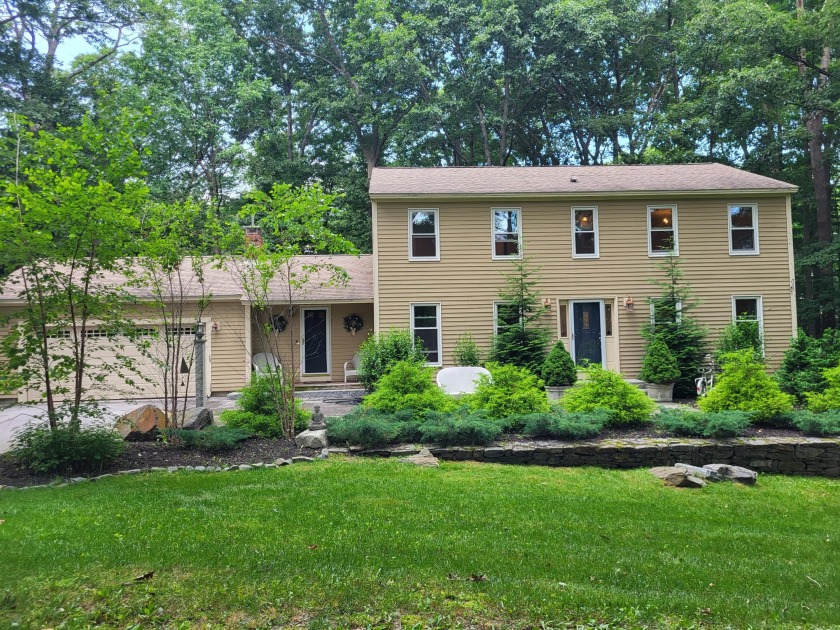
[369,164,798,376]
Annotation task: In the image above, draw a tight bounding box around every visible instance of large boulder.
[674,463,724,482]
[182,407,213,430]
[399,447,440,468]
[295,429,328,449]
[703,463,758,486]
[650,466,707,488]
[115,404,167,441]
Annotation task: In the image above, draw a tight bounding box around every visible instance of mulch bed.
[0,438,321,488]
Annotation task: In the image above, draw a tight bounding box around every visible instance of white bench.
[436,366,491,395]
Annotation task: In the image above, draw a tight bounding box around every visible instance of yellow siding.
[375,196,796,374]
[251,303,374,382]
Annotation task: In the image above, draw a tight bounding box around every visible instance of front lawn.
[1,459,838,628]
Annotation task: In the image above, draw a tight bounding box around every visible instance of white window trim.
[732,295,765,356]
[649,299,683,325]
[410,302,442,366]
[408,208,440,262]
[647,205,679,257]
[571,206,600,259]
[300,306,332,375]
[491,207,523,260]
[728,203,760,256]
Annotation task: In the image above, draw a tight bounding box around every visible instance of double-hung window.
[729,204,759,254]
[494,302,521,335]
[410,303,442,365]
[732,296,763,352]
[572,206,599,258]
[492,208,521,259]
[650,297,682,331]
[648,205,678,256]
[409,209,439,260]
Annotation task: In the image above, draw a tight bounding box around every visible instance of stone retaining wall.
[349,437,840,477]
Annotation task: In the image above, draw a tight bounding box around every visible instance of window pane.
[730,206,753,228]
[575,209,594,232]
[650,207,673,229]
[495,237,519,257]
[411,235,436,257]
[605,303,613,336]
[650,230,675,251]
[414,329,439,363]
[731,229,755,251]
[735,298,758,321]
[496,303,520,331]
[559,304,568,337]
[653,299,679,324]
[411,211,435,234]
[494,210,518,234]
[575,232,596,255]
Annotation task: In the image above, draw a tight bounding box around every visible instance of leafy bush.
[325,409,414,447]
[521,410,607,440]
[453,332,482,366]
[789,410,840,436]
[653,408,751,438]
[166,426,253,452]
[235,373,311,433]
[357,328,427,390]
[715,321,763,364]
[541,340,577,387]
[776,329,840,402]
[10,423,125,475]
[698,350,793,421]
[639,335,680,384]
[560,365,657,426]
[220,404,309,437]
[362,360,457,420]
[417,410,502,446]
[805,365,840,412]
[468,363,550,420]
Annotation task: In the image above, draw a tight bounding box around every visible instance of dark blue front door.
[303,309,328,374]
[572,302,602,365]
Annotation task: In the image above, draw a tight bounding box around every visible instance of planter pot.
[545,385,573,401]
[646,382,675,402]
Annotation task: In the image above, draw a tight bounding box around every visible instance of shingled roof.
[369,163,797,197]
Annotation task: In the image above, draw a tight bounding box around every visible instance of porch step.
[624,378,648,390]
[296,388,365,402]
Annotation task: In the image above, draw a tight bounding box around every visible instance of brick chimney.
[244,226,263,248]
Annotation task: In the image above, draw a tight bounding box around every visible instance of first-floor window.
[411,303,441,365]
[494,302,521,335]
[732,296,763,352]
[650,297,682,330]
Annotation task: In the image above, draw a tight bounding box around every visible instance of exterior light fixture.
[624,296,634,310]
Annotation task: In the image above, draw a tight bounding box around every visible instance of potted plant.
[541,340,577,400]
[639,335,681,402]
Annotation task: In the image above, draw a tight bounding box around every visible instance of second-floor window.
[572,207,599,258]
[729,204,759,254]
[492,208,521,259]
[409,209,439,260]
[648,205,678,256]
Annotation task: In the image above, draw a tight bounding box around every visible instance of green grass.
[0,459,838,629]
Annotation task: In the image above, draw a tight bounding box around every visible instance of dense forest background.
[1,0,838,334]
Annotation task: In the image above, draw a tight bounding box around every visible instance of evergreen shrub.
[166,426,253,452]
[653,408,751,438]
[776,329,840,402]
[520,410,607,440]
[468,362,550,420]
[804,365,840,412]
[715,321,763,364]
[560,365,656,426]
[789,410,840,436]
[453,332,482,366]
[357,328,426,390]
[417,410,502,446]
[541,340,577,387]
[361,360,456,420]
[639,335,681,384]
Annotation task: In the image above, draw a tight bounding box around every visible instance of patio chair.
[344,352,361,383]
[252,352,282,378]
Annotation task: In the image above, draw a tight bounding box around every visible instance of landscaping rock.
[292,456,315,463]
[238,464,252,471]
[674,463,724,481]
[182,407,213,430]
[398,447,440,468]
[226,392,242,400]
[167,466,179,473]
[650,466,707,488]
[295,429,328,449]
[274,458,292,466]
[703,463,758,485]
[70,477,87,483]
[116,404,168,441]
[318,448,329,460]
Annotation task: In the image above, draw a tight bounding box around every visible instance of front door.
[572,301,603,365]
[303,308,329,374]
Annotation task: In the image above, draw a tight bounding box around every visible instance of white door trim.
[300,306,332,375]
[568,299,606,365]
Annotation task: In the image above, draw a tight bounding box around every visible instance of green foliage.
[417,410,503,446]
[639,335,681,384]
[653,408,752,438]
[357,329,427,390]
[641,257,708,397]
[10,423,125,475]
[453,333,482,367]
[698,350,794,421]
[468,363,550,420]
[224,374,311,436]
[220,408,309,437]
[777,329,840,402]
[715,321,763,364]
[325,409,413,448]
[788,411,840,436]
[489,258,551,374]
[541,340,577,387]
[560,365,657,427]
[520,410,608,440]
[805,365,840,412]
[361,360,456,421]
[166,426,253,452]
